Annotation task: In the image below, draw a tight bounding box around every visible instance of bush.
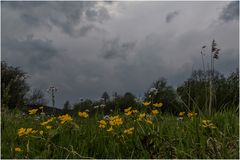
[1,61,29,109]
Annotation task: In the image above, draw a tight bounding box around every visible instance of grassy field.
[1,105,239,159]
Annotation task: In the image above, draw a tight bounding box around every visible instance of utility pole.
[47,85,57,114]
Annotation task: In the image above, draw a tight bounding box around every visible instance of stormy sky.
[1,1,239,108]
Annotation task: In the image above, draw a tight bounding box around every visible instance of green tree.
[177,69,239,113]
[73,99,93,113]
[1,61,29,109]
[177,70,209,112]
[115,92,137,112]
[145,78,182,114]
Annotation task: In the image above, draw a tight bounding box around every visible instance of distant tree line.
[1,61,239,115]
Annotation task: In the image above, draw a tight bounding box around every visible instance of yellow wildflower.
[31,130,38,134]
[109,115,119,120]
[28,109,38,115]
[106,126,113,132]
[179,112,185,117]
[153,102,163,107]
[41,121,48,126]
[139,112,146,119]
[41,117,55,126]
[143,101,151,106]
[125,110,133,116]
[139,113,146,118]
[99,124,106,128]
[46,125,52,129]
[145,119,153,124]
[39,130,44,135]
[25,128,33,134]
[132,109,138,113]
[98,119,107,128]
[58,114,73,124]
[17,128,26,137]
[201,120,217,129]
[99,119,107,125]
[152,109,159,115]
[187,112,197,118]
[15,147,22,152]
[78,112,89,118]
[124,127,134,135]
[17,128,34,137]
[115,118,123,125]
[124,107,132,113]
[109,116,123,126]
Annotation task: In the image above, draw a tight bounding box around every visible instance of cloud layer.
[220,1,239,22]
[165,11,179,23]
[2,1,239,107]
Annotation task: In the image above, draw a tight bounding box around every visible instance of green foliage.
[145,78,183,114]
[73,99,93,113]
[1,109,239,159]
[1,61,29,109]
[115,92,138,111]
[72,92,140,116]
[177,69,239,112]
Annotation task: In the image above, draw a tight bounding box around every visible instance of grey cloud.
[2,1,111,37]
[98,7,111,23]
[86,9,98,21]
[220,1,239,22]
[86,7,110,23]
[165,11,179,23]
[214,48,239,75]
[2,1,238,107]
[2,35,59,72]
[101,38,136,60]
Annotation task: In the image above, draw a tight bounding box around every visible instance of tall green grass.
[1,108,239,159]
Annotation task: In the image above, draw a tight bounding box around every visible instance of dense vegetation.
[1,61,238,115]
[1,60,239,159]
[1,106,239,159]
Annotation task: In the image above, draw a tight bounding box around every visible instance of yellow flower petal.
[15,147,22,152]
[152,110,159,115]
[46,125,52,129]
[78,112,89,118]
[58,114,73,124]
[39,130,44,135]
[106,126,113,132]
[143,101,151,106]
[153,102,163,107]
[28,109,38,115]
[124,107,132,113]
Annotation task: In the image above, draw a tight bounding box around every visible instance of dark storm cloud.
[101,38,136,60]
[2,1,111,37]
[214,48,239,75]
[86,7,110,23]
[165,11,179,23]
[2,35,58,71]
[20,14,43,27]
[220,1,239,22]
[2,1,238,107]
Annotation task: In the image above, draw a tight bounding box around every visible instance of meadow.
[1,103,239,159]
